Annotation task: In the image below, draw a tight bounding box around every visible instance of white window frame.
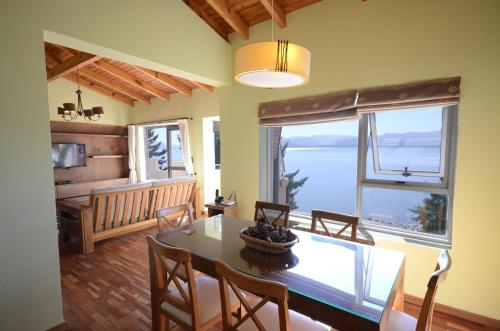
[143,124,186,179]
[259,105,458,248]
[369,109,449,178]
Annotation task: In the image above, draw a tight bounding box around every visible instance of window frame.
[144,124,186,179]
[368,109,449,178]
[259,105,458,248]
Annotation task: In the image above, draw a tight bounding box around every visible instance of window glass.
[369,107,445,179]
[144,125,185,180]
[214,121,221,169]
[274,120,358,215]
[361,187,448,235]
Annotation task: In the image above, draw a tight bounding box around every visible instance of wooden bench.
[57,177,200,254]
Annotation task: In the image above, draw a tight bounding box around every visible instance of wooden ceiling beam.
[185,0,229,41]
[258,0,286,28]
[191,81,214,93]
[79,68,151,104]
[47,52,101,82]
[205,0,249,39]
[94,60,170,101]
[135,67,192,97]
[64,74,134,106]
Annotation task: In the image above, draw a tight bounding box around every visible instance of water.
[283,147,446,230]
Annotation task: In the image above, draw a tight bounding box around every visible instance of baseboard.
[405,294,500,329]
[47,321,67,331]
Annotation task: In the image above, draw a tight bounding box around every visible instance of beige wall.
[48,79,130,125]
[129,89,220,208]
[220,0,500,319]
[0,0,229,329]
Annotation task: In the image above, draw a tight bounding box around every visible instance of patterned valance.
[257,77,461,127]
[357,77,461,113]
[258,90,358,127]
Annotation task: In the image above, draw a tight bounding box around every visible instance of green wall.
[220,0,500,319]
[0,1,229,329]
[129,89,220,207]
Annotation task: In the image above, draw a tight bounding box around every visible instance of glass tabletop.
[155,215,405,324]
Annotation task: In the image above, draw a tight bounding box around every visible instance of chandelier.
[57,69,104,121]
[234,0,311,88]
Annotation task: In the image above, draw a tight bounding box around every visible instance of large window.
[144,125,186,179]
[262,105,457,246]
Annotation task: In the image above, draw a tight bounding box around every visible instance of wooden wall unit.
[51,121,129,198]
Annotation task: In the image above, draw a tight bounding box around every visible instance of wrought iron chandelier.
[57,69,104,121]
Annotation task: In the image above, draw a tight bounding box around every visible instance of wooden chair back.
[215,260,291,331]
[311,209,359,243]
[254,201,291,228]
[416,250,452,331]
[148,180,197,219]
[156,203,195,233]
[147,235,201,330]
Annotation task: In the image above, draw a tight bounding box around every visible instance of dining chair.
[387,250,451,331]
[156,203,195,233]
[254,201,291,228]
[311,209,375,245]
[215,260,330,331]
[148,236,239,331]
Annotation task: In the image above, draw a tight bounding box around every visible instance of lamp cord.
[271,0,274,41]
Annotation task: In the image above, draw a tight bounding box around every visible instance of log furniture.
[147,236,239,331]
[154,216,406,331]
[51,121,130,199]
[204,202,238,217]
[156,204,195,233]
[215,260,329,331]
[386,250,451,331]
[57,177,200,254]
[254,201,290,228]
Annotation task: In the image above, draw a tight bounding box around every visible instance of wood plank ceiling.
[45,42,214,107]
[183,0,323,41]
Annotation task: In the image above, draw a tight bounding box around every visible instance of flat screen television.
[51,143,87,168]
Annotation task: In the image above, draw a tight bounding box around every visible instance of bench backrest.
[90,179,196,233]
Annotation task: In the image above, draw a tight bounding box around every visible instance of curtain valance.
[258,90,358,127]
[357,77,461,113]
[258,77,461,127]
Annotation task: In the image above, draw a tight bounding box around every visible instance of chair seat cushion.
[160,275,237,327]
[386,309,418,331]
[238,298,330,331]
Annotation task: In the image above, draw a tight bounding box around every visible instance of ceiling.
[44,42,214,107]
[183,0,323,41]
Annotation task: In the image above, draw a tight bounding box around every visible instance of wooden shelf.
[88,155,128,159]
[52,132,127,138]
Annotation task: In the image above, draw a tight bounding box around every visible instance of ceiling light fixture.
[57,69,104,121]
[234,0,311,88]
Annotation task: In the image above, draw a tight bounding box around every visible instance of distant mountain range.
[283,131,441,148]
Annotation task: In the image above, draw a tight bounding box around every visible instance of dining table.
[150,215,406,331]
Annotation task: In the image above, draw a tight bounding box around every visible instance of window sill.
[288,213,451,249]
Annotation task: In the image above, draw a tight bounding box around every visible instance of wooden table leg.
[148,242,161,331]
[394,262,405,310]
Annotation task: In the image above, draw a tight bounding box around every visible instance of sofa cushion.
[90,181,152,195]
[151,176,195,187]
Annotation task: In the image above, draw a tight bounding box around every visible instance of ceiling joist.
[64,74,134,106]
[79,67,151,104]
[94,60,170,101]
[47,52,101,82]
[185,0,229,41]
[135,67,192,97]
[258,0,286,28]
[191,81,214,93]
[205,0,249,39]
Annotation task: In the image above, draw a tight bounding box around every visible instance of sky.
[281,106,443,137]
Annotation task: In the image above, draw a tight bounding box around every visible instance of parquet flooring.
[58,227,495,331]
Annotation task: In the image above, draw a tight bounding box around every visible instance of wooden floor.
[59,227,493,331]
